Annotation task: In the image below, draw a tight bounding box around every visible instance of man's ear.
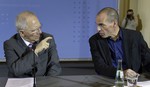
[113,20,118,27]
[19,30,24,37]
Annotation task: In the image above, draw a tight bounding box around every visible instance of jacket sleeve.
[139,32,150,73]
[89,36,116,78]
[4,41,38,77]
[46,37,61,76]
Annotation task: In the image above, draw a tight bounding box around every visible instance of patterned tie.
[28,43,33,51]
[28,43,32,48]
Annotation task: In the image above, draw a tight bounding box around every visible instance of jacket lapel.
[14,34,28,57]
[96,34,112,65]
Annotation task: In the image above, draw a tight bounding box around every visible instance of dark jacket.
[89,28,150,77]
[4,32,61,77]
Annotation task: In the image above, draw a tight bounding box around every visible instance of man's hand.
[34,37,52,55]
[124,69,139,78]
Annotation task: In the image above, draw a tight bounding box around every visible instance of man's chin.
[99,33,110,38]
[100,34,107,38]
[33,38,40,42]
[35,39,40,42]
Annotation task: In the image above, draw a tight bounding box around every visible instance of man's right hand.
[34,37,52,55]
[124,69,139,78]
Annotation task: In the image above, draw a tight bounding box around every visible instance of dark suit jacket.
[4,32,61,77]
[89,28,150,77]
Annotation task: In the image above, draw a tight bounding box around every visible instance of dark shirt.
[107,30,127,69]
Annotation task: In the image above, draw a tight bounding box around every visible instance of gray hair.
[16,11,36,32]
[97,7,119,24]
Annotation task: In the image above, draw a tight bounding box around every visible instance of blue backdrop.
[0,0,118,61]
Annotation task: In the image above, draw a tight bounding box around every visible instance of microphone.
[33,52,36,87]
[30,43,37,87]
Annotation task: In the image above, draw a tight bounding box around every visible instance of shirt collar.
[20,37,31,46]
[108,29,123,41]
[118,29,123,40]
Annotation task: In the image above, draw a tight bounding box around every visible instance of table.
[0,75,150,87]
[0,77,7,87]
[37,75,115,87]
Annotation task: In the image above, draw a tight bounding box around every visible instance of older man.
[4,11,61,77]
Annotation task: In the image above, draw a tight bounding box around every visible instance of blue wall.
[0,0,118,60]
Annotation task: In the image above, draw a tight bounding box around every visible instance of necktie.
[28,42,37,51]
[28,43,33,51]
[28,43,32,48]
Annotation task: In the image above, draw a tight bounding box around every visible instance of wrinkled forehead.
[26,16,41,30]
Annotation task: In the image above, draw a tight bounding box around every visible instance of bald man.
[89,7,150,78]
